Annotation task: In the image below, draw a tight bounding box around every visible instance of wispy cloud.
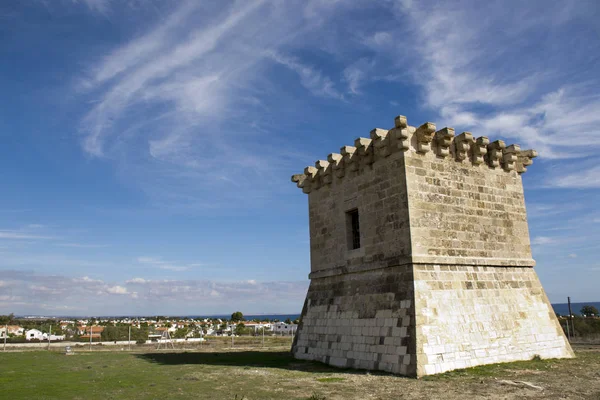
[532,236,557,246]
[266,50,345,100]
[360,31,393,49]
[0,225,112,255]
[71,0,112,15]
[0,253,120,269]
[26,224,45,229]
[75,1,350,211]
[80,0,268,157]
[526,202,585,219]
[342,58,373,95]
[381,1,600,165]
[0,231,53,240]
[136,256,202,272]
[83,2,199,86]
[55,243,109,248]
[550,164,600,189]
[0,224,57,241]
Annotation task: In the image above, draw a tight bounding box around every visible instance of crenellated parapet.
[292,114,537,193]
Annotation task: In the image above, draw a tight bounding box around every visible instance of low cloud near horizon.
[0,270,308,316]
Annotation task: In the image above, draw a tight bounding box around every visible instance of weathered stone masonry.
[291,115,573,377]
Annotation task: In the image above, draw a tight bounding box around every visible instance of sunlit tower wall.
[290,114,573,377]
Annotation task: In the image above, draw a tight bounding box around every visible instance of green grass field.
[1,345,599,399]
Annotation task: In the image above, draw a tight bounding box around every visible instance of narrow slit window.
[347,209,361,250]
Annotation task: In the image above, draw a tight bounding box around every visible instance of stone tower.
[290,115,573,377]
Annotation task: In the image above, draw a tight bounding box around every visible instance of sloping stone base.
[292,264,574,377]
[292,265,417,376]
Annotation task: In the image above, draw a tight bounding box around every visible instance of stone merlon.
[291,114,537,193]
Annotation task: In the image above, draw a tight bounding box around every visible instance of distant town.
[0,312,299,344]
[2,304,598,346]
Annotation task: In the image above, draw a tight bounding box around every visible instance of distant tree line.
[557,305,600,338]
[559,316,600,337]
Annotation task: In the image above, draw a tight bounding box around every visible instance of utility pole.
[568,297,575,339]
[89,326,93,351]
[262,326,264,347]
[47,324,51,351]
[3,324,7,352]
[128,326,131,351]
[565,318,570,340]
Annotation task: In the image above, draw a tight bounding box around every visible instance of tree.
[234,323,249,336]
[230,311,244,322]
[284,318,292,325]
[581,305,599,317]
[0,313,15,325]
[173,328,189,339]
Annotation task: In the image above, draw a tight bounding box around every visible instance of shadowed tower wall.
[291,115,573,377]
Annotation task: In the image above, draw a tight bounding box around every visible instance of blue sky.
[0,0,599,316]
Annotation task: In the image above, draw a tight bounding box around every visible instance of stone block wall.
[293,265,416,376]
[306,151,411,276]
[413,264,574,375]
[404,139,533,267]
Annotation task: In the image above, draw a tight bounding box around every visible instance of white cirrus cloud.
[0,231,53,240]
[26,224,45,229]
[379,1,600,167]
[75,1,353,212]
[136,256,203,272]
[73,0,112,14]
[342,58,374,95]
[550,165,600,189]
[66,1,600,208]
[532,236,557,246]
[55,243,109,248]
[266,50,345,100]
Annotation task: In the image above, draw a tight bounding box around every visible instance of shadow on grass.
[135,351,356,374]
